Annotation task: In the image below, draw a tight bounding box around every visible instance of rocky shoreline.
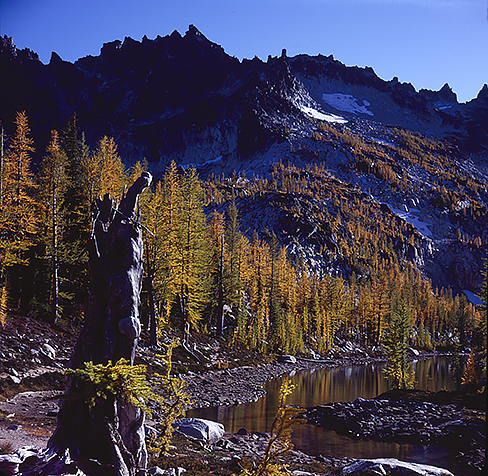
[180,354,388,409]
[179,347,449,410]
[174,350,484,476]
[305,390,486,474]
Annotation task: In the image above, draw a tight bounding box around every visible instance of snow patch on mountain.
[300,105,347,123]
[181,155,223,170]
[382,202,433,238]
[373,138,395,148]
[322,93,374,116]
[463,290,484,306]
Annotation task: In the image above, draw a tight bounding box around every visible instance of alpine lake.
[188,355,477,476]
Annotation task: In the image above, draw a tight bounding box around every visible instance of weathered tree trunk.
[48,172,152,476]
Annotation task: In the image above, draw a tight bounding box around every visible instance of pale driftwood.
[47,172,152,476]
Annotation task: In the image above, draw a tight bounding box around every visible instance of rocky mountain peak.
[438,82,457,103]
[474,83,488,103]
[49,51,64,65]
[0,35,39,63]
[100,38,122,57]
[186,24,206,39]
[0,35,16,55]
[419,82,458,105]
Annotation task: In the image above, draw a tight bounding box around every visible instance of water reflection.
[188,357,471,475]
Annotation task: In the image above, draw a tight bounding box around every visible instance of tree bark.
[48,172,152,476]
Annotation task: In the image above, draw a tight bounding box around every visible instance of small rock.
[7,424,22,431]
[145,425,159,439]
[9,375,22,384]
[309,349,322,360]
[162,469,186,476]
[147,467,167,475]
[41,343,56,360]
[236,427,249,435]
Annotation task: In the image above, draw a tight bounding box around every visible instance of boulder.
[341,458,454,476]
[280,354,297,364]
[173,418,225,443]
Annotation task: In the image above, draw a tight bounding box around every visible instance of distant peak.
[101,39,122,57]
[477,83,488,97]
[183,25,225,53]
[1,35,15,51]
[187,24,205,38]
[49,51,63,64]
[438,82,457,103]
[0,35,39,63]
[473,83,488,103]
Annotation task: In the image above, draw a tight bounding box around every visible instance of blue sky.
[1,0,486,103]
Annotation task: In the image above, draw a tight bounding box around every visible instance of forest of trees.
[0,112,485,365]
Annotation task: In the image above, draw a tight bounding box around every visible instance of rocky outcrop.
[305,394,485,473]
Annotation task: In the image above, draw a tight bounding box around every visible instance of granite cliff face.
[1,27,487,296]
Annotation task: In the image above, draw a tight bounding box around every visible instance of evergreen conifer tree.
[383,298,414,389]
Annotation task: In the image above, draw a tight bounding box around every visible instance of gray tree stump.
[48,172,152,476]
